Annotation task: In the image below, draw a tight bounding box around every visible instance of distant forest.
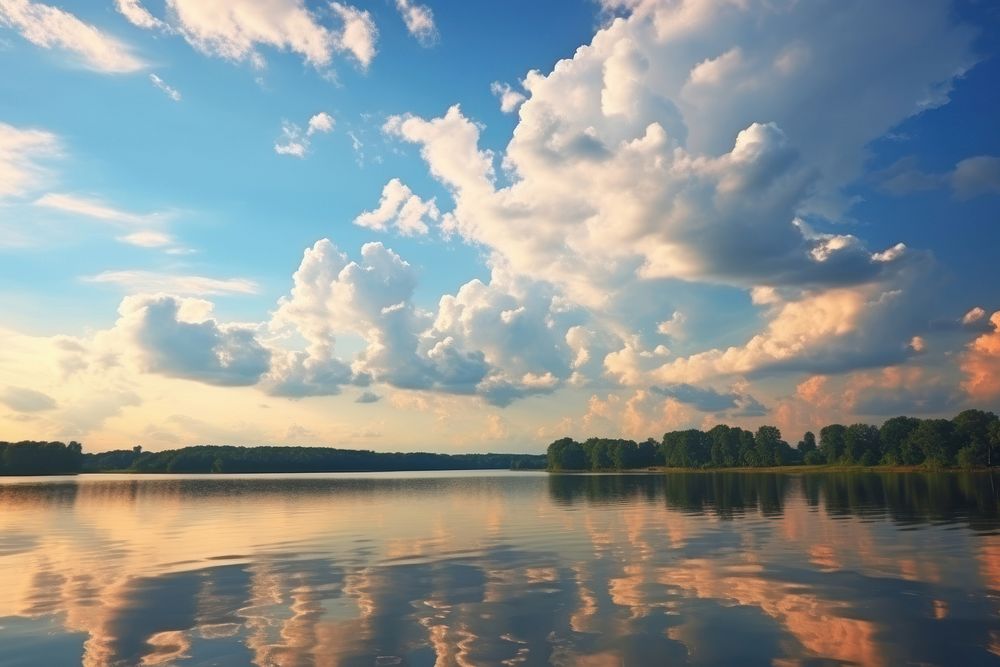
[3,408,998,477]
[547,409,1000,471]
[0,442,545,476]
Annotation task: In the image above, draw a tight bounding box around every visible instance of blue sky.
[0,0,998,452]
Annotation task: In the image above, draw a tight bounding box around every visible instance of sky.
[0,0,998,453]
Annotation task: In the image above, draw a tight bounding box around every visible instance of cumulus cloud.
[961,311,1000,401]
[274,112,334,158]
[149,73,181,101]
[307,111,334,135]
[0,0,145,73]
[490,81,525,113]
[0,386,56,412]
[649,271,930,383]
[271,240,482,396]
[353,178,439,235]
[395,0,436,46]
[380,0,975,390]
[0,121,59,198]
[115,294,270,386]
[85,271,258,296]
[268,240,572,405]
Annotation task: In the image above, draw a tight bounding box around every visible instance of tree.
[797,431,817,455]
[754,426,783,467]
[844,424,880,465]
[738,429,757,466]
[547,438,586,471]
[585,438,613,470]
[708,425,741,467]
[953,409,998,467]
[612,440,639,469]
[879,416,921,465]
[637,438,660,467]
[819,424,847,463]
[990,420,1000,468]
[907,419,958,468]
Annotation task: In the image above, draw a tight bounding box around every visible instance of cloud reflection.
[0,471,997,665]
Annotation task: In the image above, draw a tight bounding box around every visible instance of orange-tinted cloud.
[962,312,1000,400]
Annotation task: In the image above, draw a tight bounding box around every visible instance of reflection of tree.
[3,472,1000,665]
[547,473,792,519]
[808,472,1000,531]
[547,471,1000,531]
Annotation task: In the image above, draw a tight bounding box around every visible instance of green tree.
[844,423,880,465]
[953,409,998,467]
[754,426,783,467]
[907,419,958,468]
[990,420,1000,468]
[879,416,921,465]
[611,440,639,469]
[547,438,587,470]
[738,429,758,466]
[797,431,817,455]
[819,424,847,463]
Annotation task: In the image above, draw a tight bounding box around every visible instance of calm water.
[1,471,999,666]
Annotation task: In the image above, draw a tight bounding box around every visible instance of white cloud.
[117,230,174,248]
[114,0,165,31]
[656,311,686,339]
[382,0,974,388]
[274,124,307,157]
[85,271,259,296]
[306,111,334,135]
[962,306,986,326]
[329,2,376,68]
[155,0,377,71]
[274,112,334,158]
[34,192,167,225]
[490,81,526,114]
[0,121,59,198]
[0,0,145,73]
[353,178,438,236]
[268,240,571,405]
[33,193,190,252]
[395,0,436,46]
[149,73,181,101]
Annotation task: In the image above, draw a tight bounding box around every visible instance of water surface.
[1,470,999,665]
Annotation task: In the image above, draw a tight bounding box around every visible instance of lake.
[0,470,998,666]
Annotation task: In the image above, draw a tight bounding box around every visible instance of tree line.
[547,409,1000,471]
[0,441,84,475]
[0,443,545,476]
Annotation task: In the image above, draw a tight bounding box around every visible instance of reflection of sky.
[0,471,998,666]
